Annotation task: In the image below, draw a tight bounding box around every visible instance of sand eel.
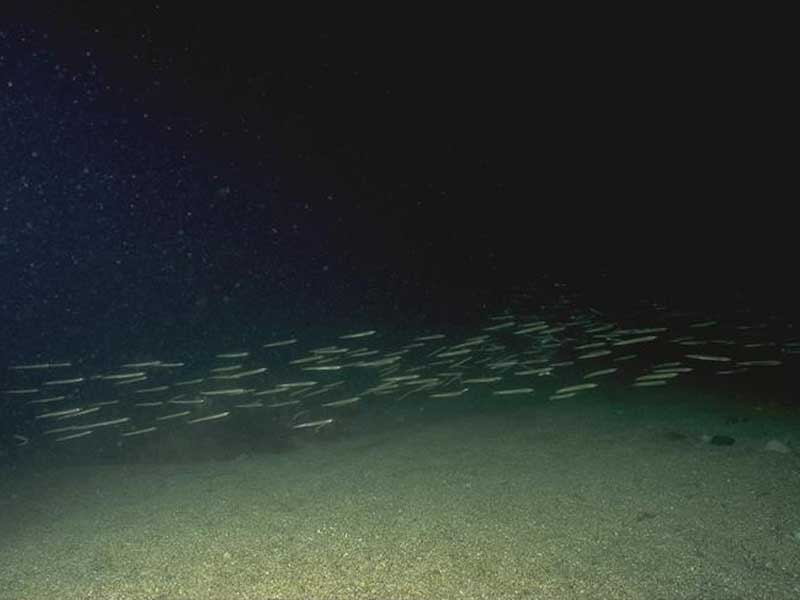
[175,378,205,386]
[9,362,72,370]
[187,411,230,424]
[43,377,85,386]
[216,352,250,359]
[635,372,678,381]
[200,388,249,396]
[321,397,361,407]
[35,408,83,419]
[430,389,469,398]
[121,427,157,437]
[611,335,658,346]
[55,431,93,442]
[577,350,613,359]
[555,383,597,394]
[292,418,334,429]
[685,354,732,363]
[156,411,192,421]
[583,368,618,379]
[339,330,376,339]
[463,377,502,383]
[27,396,66,405]
[100,372,147,380]
[114,377,148,385]
[736,360,782,367]
[263,338,298,348]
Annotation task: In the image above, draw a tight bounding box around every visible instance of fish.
[9,362,72,370]
[292,418,334,429]
[339,330,376,339]
[187,412,230,424]
[492,388,534,395]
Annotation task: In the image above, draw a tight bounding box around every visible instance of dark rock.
[710,434,735,446]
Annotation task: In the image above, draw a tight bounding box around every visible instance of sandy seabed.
[2,392,799,600]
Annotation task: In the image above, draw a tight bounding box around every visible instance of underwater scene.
[1,7,797,600]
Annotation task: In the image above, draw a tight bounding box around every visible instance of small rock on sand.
[764,439,791,454]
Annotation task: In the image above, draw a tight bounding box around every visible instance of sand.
[1,390,799,599]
